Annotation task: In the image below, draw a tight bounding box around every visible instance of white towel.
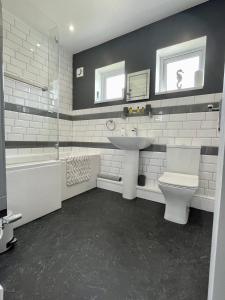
[66,156,90,186]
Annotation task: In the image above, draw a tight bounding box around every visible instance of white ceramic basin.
[108,136,153,150]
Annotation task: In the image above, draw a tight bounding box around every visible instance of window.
[155,36,207,94]
[95,61,125,103]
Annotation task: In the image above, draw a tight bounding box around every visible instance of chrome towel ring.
[106,119,116,131]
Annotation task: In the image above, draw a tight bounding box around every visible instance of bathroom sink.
[108,136,153,200]
[108,136,153,150]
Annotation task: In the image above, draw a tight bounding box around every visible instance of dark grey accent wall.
[73,0,225,110]
[0,0,7,218]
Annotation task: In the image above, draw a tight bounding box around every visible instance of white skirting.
[97,178,215,213]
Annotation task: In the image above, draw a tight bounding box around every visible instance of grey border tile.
[152,102,219,115]
[5,141,56,148]
[59,141,117,149]
[4,101,219,122]
[5,141,219,156]
[72,111,122,121]
[72,102,219,121]
[201,146,218,156]
[4,102,73,121]
[5,102,56,118]
[59,113,73,121]
[141,144,167,152]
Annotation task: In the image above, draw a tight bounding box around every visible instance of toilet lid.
[159,172,199,189]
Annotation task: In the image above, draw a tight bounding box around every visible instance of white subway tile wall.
[3,9,73,149]
[72,93,221,200]
[72,104,220,147]
[3,9,49,87]
[3,9,72,112]
[5,110,73,142]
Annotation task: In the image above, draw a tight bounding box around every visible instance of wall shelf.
[122,104,152,118]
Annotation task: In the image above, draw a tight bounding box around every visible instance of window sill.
[155,86,204,96]
[94,97,124,104]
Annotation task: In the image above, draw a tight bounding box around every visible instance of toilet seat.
[158,172,198,190]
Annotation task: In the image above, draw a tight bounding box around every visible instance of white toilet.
[158,145,201,225]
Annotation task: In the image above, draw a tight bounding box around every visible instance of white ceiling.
[3,0,208,54]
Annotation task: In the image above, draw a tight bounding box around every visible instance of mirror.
[126,69,150,101]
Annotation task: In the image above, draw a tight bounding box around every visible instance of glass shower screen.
[2,0,60,164]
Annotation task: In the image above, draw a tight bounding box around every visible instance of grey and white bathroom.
[0,0,225,299]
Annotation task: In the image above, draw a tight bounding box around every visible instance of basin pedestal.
[107,136,153,200]
[123,150,139,200]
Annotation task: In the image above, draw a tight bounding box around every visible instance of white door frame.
[0,285,3,300]
[208,65,225,299]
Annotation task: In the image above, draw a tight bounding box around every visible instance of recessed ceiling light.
[36,43,41,47]
[69,24,74,32]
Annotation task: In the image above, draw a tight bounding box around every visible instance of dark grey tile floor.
[0,188,213,300]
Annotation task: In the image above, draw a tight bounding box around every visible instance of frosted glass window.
[155,36,207,94]
[106,74,125,100]
[166,55,200,91]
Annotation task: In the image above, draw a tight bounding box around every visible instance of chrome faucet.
[131,127,138,136]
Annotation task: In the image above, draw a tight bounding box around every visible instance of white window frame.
[155,36,207,95]
[95,61,125,104]
[160,48,205,92]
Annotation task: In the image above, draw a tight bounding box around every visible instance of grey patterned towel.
[66,156,90,186]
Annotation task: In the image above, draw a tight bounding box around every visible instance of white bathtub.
[5,152,100,227]
[7,160,61,227]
